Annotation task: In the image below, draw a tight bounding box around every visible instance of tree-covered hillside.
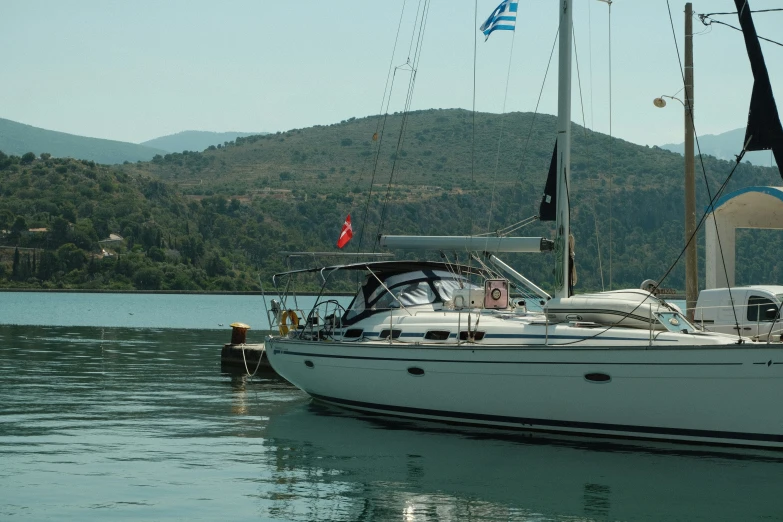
[121,108,783,291]
[0,152,286,291]
[1,109,782,292]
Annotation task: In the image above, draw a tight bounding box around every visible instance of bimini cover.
[342,269,478,325]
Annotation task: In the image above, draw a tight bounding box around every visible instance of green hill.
[1,109,782,292]
[141,131,266,154]
[0,153,289,291]
[120,108,783,290]
[0,117,167,165]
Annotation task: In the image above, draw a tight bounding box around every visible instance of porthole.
[407,367,425,376]
[584,372,611,383]
[304,360,314,368]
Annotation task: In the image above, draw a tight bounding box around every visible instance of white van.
[694,286,783,341]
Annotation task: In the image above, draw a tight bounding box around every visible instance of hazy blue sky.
[1,1,781,147]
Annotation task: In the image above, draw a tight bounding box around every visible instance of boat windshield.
[343,269,478,325]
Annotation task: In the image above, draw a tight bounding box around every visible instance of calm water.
[0,292,350,330]
[1,293,782,521]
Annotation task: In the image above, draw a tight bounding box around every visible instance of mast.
[555,0,573,299]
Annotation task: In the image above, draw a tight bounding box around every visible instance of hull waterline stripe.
[352,332,674,342]
[310,393,783,444]
[275,349,742,366]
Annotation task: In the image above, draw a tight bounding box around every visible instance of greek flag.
[480,0,518,41]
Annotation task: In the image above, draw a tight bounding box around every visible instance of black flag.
[735,0,783,176]
[539,142,557,221]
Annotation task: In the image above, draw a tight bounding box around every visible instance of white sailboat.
[265,0,783,448]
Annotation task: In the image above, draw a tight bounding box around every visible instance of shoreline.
[0,288,354,296]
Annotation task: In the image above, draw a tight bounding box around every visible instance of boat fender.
[279,310,300,335]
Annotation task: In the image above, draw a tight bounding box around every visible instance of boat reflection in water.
[262,400,783,521]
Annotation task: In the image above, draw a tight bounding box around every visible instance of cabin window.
[343,329,363,338]
[459,331,485,341]
[747,295,779,322]
[372,282,436,310]
[379,329,402,340]
[424,330,451,341]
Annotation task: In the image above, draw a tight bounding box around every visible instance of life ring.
[279,310,299,335]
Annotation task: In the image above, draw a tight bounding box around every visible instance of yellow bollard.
[229,322,250,345]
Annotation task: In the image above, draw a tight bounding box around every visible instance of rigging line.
[374,0,431,249]
[467,2,478,255]
[606,0,613,292]
[372,7,426,242]
[652,153,746,308]
[573,24,605,292]
[489,217,538,236]
[472,0,478,183]
[588,0,595,131]
[485,16,518,240]
[697,16,783,48]
[360,0,409,187]
[406,0,426,63]
[665,0,741,338]
[439,250,459,282]
[475,214,539,237]
[516,26,559,191]
[355,1,409,255]
[356,70,400,254]
[496,217,539,236]
[692,18,713,37]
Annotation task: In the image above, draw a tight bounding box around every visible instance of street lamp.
[653,94,684,109]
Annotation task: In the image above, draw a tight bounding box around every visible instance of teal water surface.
[1,295,782,521]
[0,291,350,330]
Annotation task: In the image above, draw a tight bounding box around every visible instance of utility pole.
[684,2,697,320]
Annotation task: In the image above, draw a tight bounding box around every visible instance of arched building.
[705,186,783,289]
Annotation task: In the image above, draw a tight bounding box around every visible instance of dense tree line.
[2,109,782,292]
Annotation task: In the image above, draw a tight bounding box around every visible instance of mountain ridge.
[661,127,777,168]
[0,117,167,165]
[141,130,267,154]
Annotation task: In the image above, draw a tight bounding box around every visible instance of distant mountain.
[661,127,777,168]
[140,131,266,154]
[0,117,167,165]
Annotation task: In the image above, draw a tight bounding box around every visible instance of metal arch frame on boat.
[270,260,490,342]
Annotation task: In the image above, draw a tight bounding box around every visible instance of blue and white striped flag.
[479,0,518,41]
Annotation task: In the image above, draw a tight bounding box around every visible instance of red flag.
[337,214,353,249]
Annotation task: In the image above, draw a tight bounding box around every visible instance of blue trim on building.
[707,186,783,214]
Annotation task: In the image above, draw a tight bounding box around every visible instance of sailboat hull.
[266,338,783,448]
